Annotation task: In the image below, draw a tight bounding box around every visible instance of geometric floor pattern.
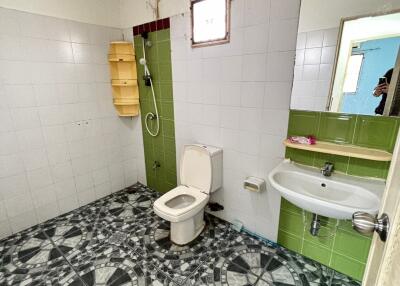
[0,183,361,286]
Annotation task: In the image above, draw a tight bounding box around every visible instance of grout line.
[300,210,306,254]
[40,190,109,286]
[253,254,276,285]
[118,186,183,285]
[43,228,88,286]
[328,269,335,286]
[328,221,339,267]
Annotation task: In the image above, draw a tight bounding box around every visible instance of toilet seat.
[154,185,208,223]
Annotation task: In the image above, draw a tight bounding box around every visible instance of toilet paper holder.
[243,176,266,192]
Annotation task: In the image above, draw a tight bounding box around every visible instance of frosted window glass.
[192,0,227,44]
[343,54,363,93]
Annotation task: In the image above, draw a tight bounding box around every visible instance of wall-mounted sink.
[268,160,385,220]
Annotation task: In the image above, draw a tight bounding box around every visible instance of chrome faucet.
[321,162,334,177]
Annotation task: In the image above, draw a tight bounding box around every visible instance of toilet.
[153,144,223,245]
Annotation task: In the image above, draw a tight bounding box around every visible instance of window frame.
[190,0,231,48]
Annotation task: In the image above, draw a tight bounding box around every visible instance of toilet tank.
[180,144,223,194]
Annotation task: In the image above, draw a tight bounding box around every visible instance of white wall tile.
[27,167,53,191]
[323,28,339,47]
[0,8,21,36]
[242,54,267,82]
[243,25,268,54]
[170,2,299,242]
[270,0,300,20]
[304,48,322,65]
[4,85,36,108]
[16,128,45,151]
[0,154,25,178]
[243,0,270,26]
[22,148,49,171]
[306,30,324,48]
[9,210,38,233]
[266,51,295,82]
[291,27,338,111]
[221,56,243,82]
[302,65,319,81]
[268,19,298,52]
[0,132,18,156]
[240,82,264,108]
[11,108,41,130]
[45,17,71,42]
[0,173,29,200]
[0,8,143,239]
[220,83,241,107]
[321,46,336,64]
[34,84,58,106]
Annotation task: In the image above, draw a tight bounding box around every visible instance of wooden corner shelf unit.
[108,42,139,117]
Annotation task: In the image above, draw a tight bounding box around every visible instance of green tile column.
[134,28,177,193]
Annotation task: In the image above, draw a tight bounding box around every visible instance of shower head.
[139,58,147,66]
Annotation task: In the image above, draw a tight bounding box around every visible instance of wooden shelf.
[109,61,137,80]
[109,42,135,55]
[111,79,137,86]
[108,41,139,117]
[108,54,135,62]
[115,104,139,116]
[283,139,392,162]
[113,99,139,105]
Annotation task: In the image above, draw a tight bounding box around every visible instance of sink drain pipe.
[310,213,321,236]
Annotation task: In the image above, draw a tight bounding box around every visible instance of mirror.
[291,0,400,117]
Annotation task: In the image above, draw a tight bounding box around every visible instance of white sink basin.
[268,159,385,219]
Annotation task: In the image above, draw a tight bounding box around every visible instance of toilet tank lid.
[185,144,222,157]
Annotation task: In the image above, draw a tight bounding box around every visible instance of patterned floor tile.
[0,183,362,286]
[62,240,176,286]
[0,238,80,286]
[331,271,362,286]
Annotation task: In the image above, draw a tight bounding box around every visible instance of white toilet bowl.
[153,144,223,245]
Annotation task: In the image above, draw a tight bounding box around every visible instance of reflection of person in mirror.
[373,68,393,115]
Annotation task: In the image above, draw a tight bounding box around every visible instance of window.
[191,0,230,47]
[343,54,364,93]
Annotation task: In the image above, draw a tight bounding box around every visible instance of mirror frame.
[326,9,400,116]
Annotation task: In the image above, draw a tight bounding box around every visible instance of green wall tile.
[161,102,174,119]
[135,28,177,193]
[317,113,356,144]
[158,63,172,81]
[164,137,176,151]
[156,29,170,41]
[287,110,320,136]
[160,83,173,102]
[353,115,399,151]
[157,41,171,63]
[285,148,315,165]
[279,210,304,237]
[334,229,372,261]
[280,110,398,280]
[338,220,355,233]
[347,158,390,179]
[278,230,302,253]
[147,44,158,61]
[162,119,175,138]
[331,253,365,281]
[303,225,334,249]
[302,240,331,265]
[281,199,303,215]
